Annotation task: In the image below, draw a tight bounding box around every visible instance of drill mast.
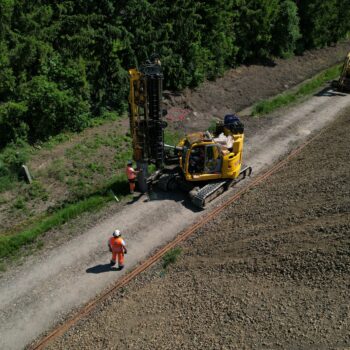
[128,61,165,174]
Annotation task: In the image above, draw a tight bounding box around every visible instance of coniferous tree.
[272,0,301,57]
[234,0,279,62]
[298,0,339,49]
[0,0,349,148]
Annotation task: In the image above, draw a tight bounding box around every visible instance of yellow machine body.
[177,129,244,182]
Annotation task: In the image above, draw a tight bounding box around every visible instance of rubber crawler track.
[29,126,327,350]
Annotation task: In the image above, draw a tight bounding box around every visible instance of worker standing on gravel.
[125,160,140,194]
[108,230,127,269]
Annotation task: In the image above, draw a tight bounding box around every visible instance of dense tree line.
[0,0,349,148]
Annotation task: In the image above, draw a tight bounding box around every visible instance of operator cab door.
[188,146,205,174]
[188,144,222,180]
[204,144,222,175]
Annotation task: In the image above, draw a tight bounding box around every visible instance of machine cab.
[187,144,222,176]
[178,129,244,182]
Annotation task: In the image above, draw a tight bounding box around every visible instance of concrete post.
[21,165,33,184]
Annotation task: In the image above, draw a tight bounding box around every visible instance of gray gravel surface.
[46,109,350,349]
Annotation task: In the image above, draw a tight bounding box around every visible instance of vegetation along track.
[30,121,333,350]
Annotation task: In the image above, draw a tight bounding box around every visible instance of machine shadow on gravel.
[125,190,201,212]
[143,188,203,212]
[86,264,122,274]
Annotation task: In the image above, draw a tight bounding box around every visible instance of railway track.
[29,126,327,350]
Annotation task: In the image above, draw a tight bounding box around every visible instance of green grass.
[162,247,182,269]
[25,180,49,201]
[0,194,7,205]
[87,110,124,127]
[36,240,44,250]
[164,129,185,146]
[0,175,15,193]
[252,64,342,116]
[0,112,133,260]
[0,173,131,260]
[0,141,30,193]
[12,196,26,210]
[40,111,123,150]
[0,262,6,272]
[42,133,73,150]
[0,195,110,259]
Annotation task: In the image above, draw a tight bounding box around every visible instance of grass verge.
[0,195,110,259]
[0,173,130,260]
[0,128,183,261]
[252,64,342,116]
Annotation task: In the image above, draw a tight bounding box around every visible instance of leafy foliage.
[297,0,350,49]
[0,0,349,148]
[272,0,301,58]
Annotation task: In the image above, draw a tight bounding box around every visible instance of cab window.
[188,146,205,174]
[205,145,222,173]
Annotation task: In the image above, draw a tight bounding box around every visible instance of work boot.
[118,265,124,270]
[110,260,116,266]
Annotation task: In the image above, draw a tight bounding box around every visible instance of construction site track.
[29,126,328,350]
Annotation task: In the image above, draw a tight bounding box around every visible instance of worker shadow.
[86,264,122,274]
[315,86,347,97]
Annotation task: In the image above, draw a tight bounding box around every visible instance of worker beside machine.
[125,160,141,194]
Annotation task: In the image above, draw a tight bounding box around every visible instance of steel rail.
[30,126,326,350]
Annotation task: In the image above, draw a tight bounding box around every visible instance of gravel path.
[47,104,350,350]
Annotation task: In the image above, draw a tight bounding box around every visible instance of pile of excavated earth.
[46,107,350,348]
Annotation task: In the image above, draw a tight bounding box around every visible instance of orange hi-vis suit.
[109,236,127,267]
[126,165,137,193]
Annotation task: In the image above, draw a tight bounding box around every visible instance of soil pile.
[47,109,350,348]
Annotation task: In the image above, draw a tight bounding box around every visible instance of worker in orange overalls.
[108,230,127,269]
[125,160,140,194]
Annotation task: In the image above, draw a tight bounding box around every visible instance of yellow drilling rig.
[128,57,251,208]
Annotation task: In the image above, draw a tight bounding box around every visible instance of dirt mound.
[47,109,350,348]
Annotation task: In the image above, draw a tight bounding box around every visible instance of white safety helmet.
[113,229,121,237]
